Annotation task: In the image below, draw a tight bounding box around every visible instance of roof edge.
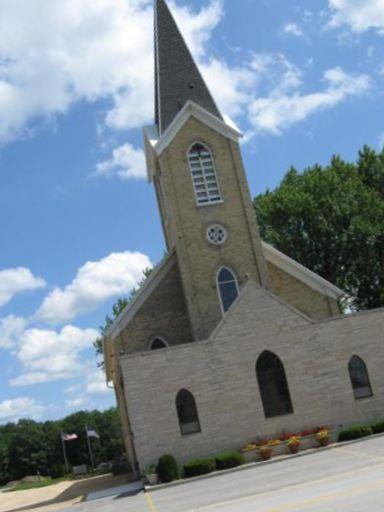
[105,250,176,339]
[154,101,242,156]
[262,241,345,300]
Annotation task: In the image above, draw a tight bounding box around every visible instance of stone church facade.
[103,0,384,473]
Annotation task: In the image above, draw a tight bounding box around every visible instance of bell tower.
[144,0,269,340]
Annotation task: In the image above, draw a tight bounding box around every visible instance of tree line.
[254,145,384,310]
[0,408,124,485]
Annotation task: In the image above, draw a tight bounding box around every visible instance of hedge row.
[338,420,384,442]
[156,451,245,482]
[183,451,245,479]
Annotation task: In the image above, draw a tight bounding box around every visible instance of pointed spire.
[154,0,223,134]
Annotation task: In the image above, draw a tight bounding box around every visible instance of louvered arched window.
[217,267,239,314]
[149,337,168,351]
[256,351,293,418]
[176,389,201,435]
[187,143,221,206]
[348,355,373,399]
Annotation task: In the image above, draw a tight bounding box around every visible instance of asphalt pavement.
[61,435,384,512]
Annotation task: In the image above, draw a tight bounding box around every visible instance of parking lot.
[58,435,384,512]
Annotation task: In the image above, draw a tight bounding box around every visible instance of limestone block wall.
[120,283,384,469]
[267,261,340,320]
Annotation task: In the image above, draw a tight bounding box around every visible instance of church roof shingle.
[154,0,223,134]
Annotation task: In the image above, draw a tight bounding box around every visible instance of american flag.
[61,432,78,442]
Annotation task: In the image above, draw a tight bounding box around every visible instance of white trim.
[106,251,176,339]
[187,141,222,207]
[148,336,169,351]
[206,224,228,246]
[262,241,345,300]
[143,103,242,183]
[216,266,240,316]
[157,101,241,155]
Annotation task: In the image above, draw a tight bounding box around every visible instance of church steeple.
[154,0,223,134]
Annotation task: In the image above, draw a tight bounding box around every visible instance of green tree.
[254,146,384,310]
[7,420,48,480]
[93,268,153,363]
[0,408,124,484]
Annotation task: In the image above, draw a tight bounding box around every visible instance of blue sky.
[0,0,383,423]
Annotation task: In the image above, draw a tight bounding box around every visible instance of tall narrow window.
[188,143,221,206]
[217,267,239,314]
[176,389,201,435]
[349,355,373,399]
[256,351,293,418]
[149,337,168,351]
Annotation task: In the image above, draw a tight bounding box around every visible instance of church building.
[103,0,384,473]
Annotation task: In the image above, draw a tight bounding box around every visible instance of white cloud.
[0,0,223,145]
[0,315,27,349]
[63,367,113,411]
[65,397,88,409]
[0,397,45,423]
[96,143,146,180]
[250,53,303,94]
[379,132,384,149]
[10,372,67,387]
[328,0,384,34]
[0,267,45,307]
[283,22,304,37]
[248,66,371,135]
[36,251,152,324]
[85,368,110,395]
[201,59,258,120]
[9,325,98,386]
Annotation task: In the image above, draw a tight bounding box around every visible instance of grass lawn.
[3,476,71,492]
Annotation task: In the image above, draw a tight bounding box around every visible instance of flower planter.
[259,448,273,461]
[288,444,300,454]
[240,429,337,466]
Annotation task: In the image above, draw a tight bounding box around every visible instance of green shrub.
[183,458,216,478]
[157,455,179,483]
[338,425,373,442]
[371,421,384,434]
[215,451,245,470]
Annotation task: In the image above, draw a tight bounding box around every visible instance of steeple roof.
[154,0,223,134]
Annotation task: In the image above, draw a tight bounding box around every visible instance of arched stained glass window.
[217,267,239,314]
[176,389,201,435]
[149,337,168,351]
[256,351,293,418]
[348,355,373,400]
[187,143,222,206]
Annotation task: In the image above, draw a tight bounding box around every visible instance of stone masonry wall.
[117,257,193,354]
[121,282,384,469]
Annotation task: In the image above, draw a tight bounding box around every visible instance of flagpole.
[60,432,69,475]
[85,426,95,470]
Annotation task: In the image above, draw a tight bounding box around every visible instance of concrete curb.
[144,432,384,493]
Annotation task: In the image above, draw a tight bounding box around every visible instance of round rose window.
[206,224,228,246]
